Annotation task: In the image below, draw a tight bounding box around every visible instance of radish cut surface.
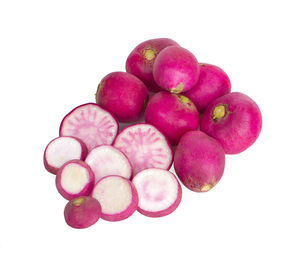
[85,145,132,183]
[44,136,88,174]
[113,123,173,176]
[59,103,118,151]
[56,160,94,200]
[92,176,138,221]
[132,168,182,217]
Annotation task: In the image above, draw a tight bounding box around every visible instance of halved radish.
[132,168,182,217]
[59,103,119,151]
[56,160,95,200]
[85,145,132,183]
[113,123,173,176]
[92,175,138,221]
[44,136,88,174]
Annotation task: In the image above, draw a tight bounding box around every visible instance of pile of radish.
[44,38,262,229]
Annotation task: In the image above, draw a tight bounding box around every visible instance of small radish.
[126,38,179,92]
[85,145,132,183]
[132,168,182,217]
[200,92,262,154]
[56,160,95,200]
[92,175,138,221]
[96,72,149,122]
[64,196,101,229]
[184,63,231,113]
[44,136,88,174]
[59,103,118,152]
[153,46,199,93]
[174,130,225,192]
[113,123,173,176]
[145,91,199,145]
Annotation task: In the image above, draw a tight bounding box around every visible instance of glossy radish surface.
[59,103,118,152]
[132,168,182,217]
[113,123,173,176]
[85,145,132,183]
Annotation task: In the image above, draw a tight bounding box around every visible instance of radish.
[55,160,95,200]
[132,168,182,217]
[153,46,199,93]
[64,196,101,229]
[145,91,199,145]
[113,123,173,176]
[85,145,132,183]
[126,38,179,92]
[92,175,138,221]
[59,103,118,152]
[174,130,225,192]
[43,136,88,174]
[200,92,262,154]
[96,72,149,122]
[184,63,231,113]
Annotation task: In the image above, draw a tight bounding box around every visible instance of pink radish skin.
[132,168,182,217]
[184,63,231,113]
[113,123,173,176]
[44,136,88,175]
[145,91,199,145]
[59,103,119,152]
[64,196,101,229]
[126,38,179,92]
[153,46,199,93]
[56,160,95,200]
[85,145,132,183]
[200,92,262,154]
[174,130,225,192]
[92,175,138,221]
[96,72,149,122]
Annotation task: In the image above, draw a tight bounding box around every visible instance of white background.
[0,0,299,259]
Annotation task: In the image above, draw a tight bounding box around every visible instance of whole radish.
[153,46,199,93]
[200,92,262,154]
[126,38,179,92]
[145,91,199,145]
[96,72,149,122]
[184,63,231,113]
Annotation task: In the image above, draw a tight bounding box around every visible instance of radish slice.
[113,123,173,176]
[56,160,95,200]
[85,145,132,183]
[44,136,88,174]
[59,103,119,152]
[132,168,182,217]
[92,175,138,221]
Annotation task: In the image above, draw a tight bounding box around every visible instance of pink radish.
[85,145,132,183]
[184,63,231,113]
[132,168,182,217]
[92,175,138,221]
[126,38,179,92]
[64,196,101,229]
[59,103,118,152]
[153,46,199,93]
[200,92,262,154]
[145,91,199,145]
[43,136,88,174]
[55,160,95,200]
[113,123,173,176]
[96,72,149,122]
[174,130,225,192]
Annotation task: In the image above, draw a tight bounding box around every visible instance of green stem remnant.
[212,105,226,121]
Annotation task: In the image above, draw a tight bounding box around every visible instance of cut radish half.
[132,168,182,217]
[44,136,88,174]
[113,123,173,176]
[92,175,138,221]
[56,160,95,200]
[59,103,119,152]
[85,145,132,183]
